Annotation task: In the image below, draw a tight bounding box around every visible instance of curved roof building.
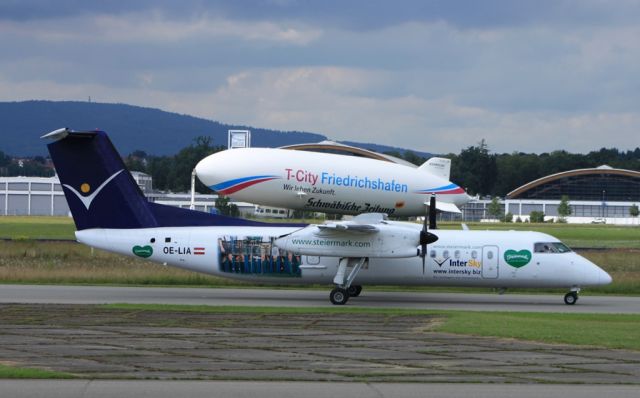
[506,165,640,202]
[280,140,418,168]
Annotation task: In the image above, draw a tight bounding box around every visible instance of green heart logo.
[132,245,153,258]
[504,249,531,268]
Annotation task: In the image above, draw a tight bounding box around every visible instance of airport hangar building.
[461,165,640,224]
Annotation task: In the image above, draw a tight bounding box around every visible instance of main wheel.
[330,288,349,305]
[564,292,578,305]
[347,285,362,297]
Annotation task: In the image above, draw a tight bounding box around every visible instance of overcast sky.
[1,0,639,154]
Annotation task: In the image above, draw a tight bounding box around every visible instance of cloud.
[0,11,322,45]
[0,1,639,154]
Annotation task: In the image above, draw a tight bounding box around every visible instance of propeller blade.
[429,194,437,230]
[420,194,439,274]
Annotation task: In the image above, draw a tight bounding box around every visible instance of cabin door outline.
[481,245,499,279]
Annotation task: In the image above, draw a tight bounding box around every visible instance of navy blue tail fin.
[44,128,295,230]
[45,128,159,230]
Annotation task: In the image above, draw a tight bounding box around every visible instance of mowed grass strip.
[103,304,640,351]
[0,363,75,379]
[439,222,640,249]
[439,311,640,351]
[2,216,640,248]
[0,216,76,240]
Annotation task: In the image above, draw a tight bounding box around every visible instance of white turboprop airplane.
[43,128,612,305]
[195,147,470,215]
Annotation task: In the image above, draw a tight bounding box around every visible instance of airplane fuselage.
[77,227,610,289]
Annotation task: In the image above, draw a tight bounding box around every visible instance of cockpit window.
[534,242,572,253]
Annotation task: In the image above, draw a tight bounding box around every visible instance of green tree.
[402,150,425,166]
[450,139,497,196]
[168,136,223,193]
[146,156,172,191]
[529,211,545,223]
[630,204,639,225]
[557,195,572,222]
[0,150,10,167]
[487,197,502,220]
[215,195,239,217]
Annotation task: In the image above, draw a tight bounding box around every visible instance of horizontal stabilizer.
[431,201,461,214]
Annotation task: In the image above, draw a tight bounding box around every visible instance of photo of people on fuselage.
[217,235,302,277]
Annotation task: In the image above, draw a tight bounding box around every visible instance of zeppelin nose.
[194,156,214,184]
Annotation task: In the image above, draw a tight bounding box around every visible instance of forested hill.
[0,100,430,157]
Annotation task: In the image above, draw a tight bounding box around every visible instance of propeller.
[420,194,439,273]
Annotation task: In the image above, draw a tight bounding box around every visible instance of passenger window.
[430,250,436,258]
[487,251,493,260]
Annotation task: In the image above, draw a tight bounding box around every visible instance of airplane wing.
[317,223,378,233]
[316,212,386,234]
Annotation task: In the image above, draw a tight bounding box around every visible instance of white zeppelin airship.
[195,147,470,216]
[43,128,612,306]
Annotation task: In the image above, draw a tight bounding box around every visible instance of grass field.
[104,304,640,351]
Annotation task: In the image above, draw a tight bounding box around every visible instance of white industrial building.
[0,173,259,218]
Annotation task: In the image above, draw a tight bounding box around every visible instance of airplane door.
[482,245,499,279]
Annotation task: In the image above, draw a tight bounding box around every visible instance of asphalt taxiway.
[0,284,638,313]
[0,381,638,398]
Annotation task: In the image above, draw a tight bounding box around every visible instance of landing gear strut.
[564,290,579,305]
[329,258,367,305]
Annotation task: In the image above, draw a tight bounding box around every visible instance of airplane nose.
[581,256,612,286]
[599,268,613,285]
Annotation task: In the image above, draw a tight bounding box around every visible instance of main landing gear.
[329,285,363,305]
[329,257,366,305]
[564,288,580,305]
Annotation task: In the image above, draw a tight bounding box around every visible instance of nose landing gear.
[564,288,580,305]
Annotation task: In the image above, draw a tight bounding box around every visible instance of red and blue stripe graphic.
[415,183,465,195]
[212,175,279,195]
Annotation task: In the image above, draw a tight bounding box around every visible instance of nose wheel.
[564,291,578,305]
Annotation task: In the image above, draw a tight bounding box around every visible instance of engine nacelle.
[275,223,420,258]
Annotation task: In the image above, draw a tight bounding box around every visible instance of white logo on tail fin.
[63,170,124,210]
